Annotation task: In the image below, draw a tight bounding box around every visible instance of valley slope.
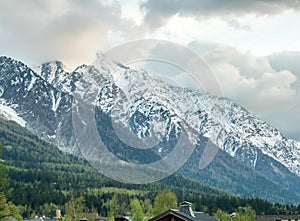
[0,55,300,203]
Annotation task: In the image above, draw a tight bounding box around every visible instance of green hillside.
[0,117,296,219]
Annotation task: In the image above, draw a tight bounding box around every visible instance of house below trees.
[149,201,218,221]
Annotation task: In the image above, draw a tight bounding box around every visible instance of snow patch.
[27,73,37,92]
[50,90,61,112]
[0,103,26,127]
[0,86,4,96]
[47,134,56,139]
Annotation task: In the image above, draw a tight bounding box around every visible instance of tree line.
[1,118,300,220]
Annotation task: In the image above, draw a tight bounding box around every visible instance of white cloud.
[0,0,140,68]
[268,51,300,91]
[0,0,299,141]
[188,41,300,141]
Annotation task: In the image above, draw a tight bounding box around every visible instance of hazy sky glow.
[0,0,300,141]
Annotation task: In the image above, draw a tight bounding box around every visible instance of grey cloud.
[269,51,300,74]
[141,0,300,29]
[188,41,300,141]
[268,51,300,91]
[224,19,252,31]
[188,41,273,79]
[0,0,139,68]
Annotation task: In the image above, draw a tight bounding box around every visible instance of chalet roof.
[149,209,218,221]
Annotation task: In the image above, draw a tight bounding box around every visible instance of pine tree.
[130,198,144,221]
[153,189,178,215]
[0,145,9,219]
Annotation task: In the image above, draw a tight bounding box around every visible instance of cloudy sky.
[0,0,300,141]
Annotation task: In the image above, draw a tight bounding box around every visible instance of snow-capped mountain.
[40,61,70,88]
[187,90,300,176]
[0,56,75,153]
[92,61,300,177]
[1,55,300,203]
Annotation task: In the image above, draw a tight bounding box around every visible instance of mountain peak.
[1,56,300,203]
[40,60,69,87]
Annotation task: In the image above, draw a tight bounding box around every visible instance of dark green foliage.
[0,146,9,193]
[0,118,299,219]
[153,189,177,215]
[179,137,300,204]
[0,145,22,220]
[0,145,9,219]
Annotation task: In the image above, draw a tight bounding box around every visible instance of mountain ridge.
[1,55,300,203]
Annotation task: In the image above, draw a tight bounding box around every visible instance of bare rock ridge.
[0,55,300,203]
